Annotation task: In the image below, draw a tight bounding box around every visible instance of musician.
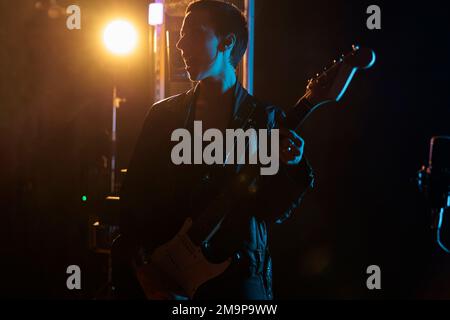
[116,0,314,300]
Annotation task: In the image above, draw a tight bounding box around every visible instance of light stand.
[111,86,126,195]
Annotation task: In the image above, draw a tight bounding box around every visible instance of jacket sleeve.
[119,103,165,246]
[249,106,315,224]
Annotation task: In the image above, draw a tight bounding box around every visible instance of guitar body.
[135,218,231,299]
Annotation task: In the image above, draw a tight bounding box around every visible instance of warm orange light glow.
[103,20,138,55]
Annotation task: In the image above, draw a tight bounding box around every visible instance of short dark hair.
[186,0,248,68]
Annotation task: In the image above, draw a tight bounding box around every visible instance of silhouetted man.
[117,0,314,300]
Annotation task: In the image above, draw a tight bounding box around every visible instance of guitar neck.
[284,95,318,132]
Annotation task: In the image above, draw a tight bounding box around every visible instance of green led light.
[81,195,88,202]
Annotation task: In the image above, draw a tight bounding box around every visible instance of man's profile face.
[176,10,222,81]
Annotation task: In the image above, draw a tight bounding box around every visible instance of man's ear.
[219,33,236,52]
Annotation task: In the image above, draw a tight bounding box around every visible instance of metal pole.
[243,0,254,94]
[111,85,126,194]
[111,86,117,194]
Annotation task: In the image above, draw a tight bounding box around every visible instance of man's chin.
[186,71,201,82]
[187,73,199,81]
[186,67,206,82]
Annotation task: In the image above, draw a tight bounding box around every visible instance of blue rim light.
[363,49,376,70]
[437,207,450,253]
[336,68,357,102]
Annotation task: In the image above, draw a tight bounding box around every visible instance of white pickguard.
[136,217,231,299]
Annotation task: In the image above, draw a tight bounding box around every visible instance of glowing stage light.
[103,20,138,55]
[81,195,88,202]
[148,3,164,26]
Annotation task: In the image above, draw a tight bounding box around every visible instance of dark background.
[1,0,449,298]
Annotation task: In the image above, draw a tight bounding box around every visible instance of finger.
[280,142,293,155]
[279,127,303,146]
[288,147,301,156]
[290,132,304,147]
[282,138,302,154]
[281,146,298,159]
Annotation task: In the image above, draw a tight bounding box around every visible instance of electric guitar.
[134,45,376,299]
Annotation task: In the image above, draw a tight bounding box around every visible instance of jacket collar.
[183,81,253,130]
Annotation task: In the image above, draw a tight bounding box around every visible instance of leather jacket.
[119,82,314,299]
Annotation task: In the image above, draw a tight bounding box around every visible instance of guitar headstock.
[305,45,376,106]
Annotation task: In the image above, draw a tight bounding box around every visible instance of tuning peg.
[352,44,360,51]
[333,59,337,64]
